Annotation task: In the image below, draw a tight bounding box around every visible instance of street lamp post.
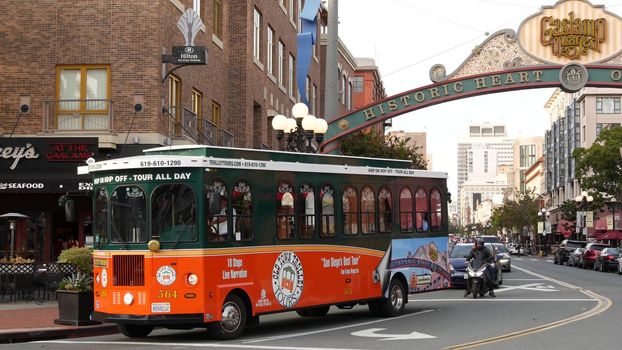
[574,191,594,241]
[537,208,550,256]
[271,103,328,153]
[606,197,619,231]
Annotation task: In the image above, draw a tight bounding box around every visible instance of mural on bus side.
[389,237,451,293]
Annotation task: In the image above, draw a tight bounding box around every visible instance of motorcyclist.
[464,237,496,297]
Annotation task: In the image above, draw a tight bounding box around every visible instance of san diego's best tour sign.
[320,0,622,153]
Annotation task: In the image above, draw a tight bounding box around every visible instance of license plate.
[151,302,171,313]
[463,274,469,279]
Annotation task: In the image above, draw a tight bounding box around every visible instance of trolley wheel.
[207,294,247,340]
[297,306,330,317]
[379,278,406,317]
[117,324,153,338]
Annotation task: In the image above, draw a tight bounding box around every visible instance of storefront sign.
[518,0,622,64]
[0,137,98,193]
[171,46,207,64]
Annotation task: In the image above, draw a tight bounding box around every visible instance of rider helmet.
[475,237,485,250]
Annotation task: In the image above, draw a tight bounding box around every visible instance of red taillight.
[607,255,615,261]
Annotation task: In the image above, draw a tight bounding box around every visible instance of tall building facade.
[457,123,514,225]
[544,87,622,237]
[0,0,376,262]
[513,136,544,194]
[386,130,428,167]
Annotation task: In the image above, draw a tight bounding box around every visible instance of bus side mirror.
[208,192,221,215]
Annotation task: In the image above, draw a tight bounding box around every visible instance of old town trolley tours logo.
[272,251,304,308]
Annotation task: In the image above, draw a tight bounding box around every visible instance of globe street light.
[574,191,594,240]
[271,103,328,153]
[605,197,619,231]
[537,208,550,256]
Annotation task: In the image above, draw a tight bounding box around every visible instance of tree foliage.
[340,131,427,169]
[489,189,541,242]
[573,126,622,199]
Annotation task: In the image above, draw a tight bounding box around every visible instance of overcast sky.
[336,0,622,195]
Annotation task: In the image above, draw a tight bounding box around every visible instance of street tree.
[340,131,427,169]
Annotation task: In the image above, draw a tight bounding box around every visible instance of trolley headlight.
[123,292,134,305]
[187,273,199,286]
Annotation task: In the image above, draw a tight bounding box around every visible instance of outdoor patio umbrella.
[0,212,29,258]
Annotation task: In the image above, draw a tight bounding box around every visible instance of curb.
[0,324,119,344]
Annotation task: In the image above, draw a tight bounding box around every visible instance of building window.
[211,101,221,127]
[57,65,110,130]
[348,81,353,109]
[267,26,274,76]
[341,75,346,104]
[312,84,317,115]
[353,76,364,92]
[305,76,311,105]
[253,7,262,62]
[278,41,285,86]
[168,75,181,136]
[192,89,202,118]
[193,0,202,19]
[288,54,295,97]
[288,0,294,23]
[519,170,526,193]
[213,0,223,39]
[596,97,620,114]
[297,0,302,32]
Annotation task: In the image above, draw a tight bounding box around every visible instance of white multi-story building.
[457,123,514,225]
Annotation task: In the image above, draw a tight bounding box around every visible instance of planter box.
[54,290,100,326]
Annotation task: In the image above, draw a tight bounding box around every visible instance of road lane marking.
[511,264,580,289]
[408,298,595,302]
[495,283,558,293]
[38,340,362,350]
[442,277,612,349]
[504,278,544,281]
[243,309,435,344]
[351,327,436,340]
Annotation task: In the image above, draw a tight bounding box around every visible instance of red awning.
[593,230,622,240]
[594,217,608,231]
[556,220,574,237]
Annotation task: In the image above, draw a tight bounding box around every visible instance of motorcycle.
[466,259,491,298]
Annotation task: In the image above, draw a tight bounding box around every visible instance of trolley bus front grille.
[113,255,145,286]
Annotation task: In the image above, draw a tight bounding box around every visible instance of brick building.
[0,0,326,262]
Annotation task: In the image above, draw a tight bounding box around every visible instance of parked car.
[554,239,587,265]
[492,243,512,272]
[567,247,585,267]
[449,243,503,289]
[593,247,620,272]
[480,235,500,244]
[581,243,610,269]
[618,255,622,275]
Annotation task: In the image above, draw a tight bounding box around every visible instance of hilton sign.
[320,0,622,154]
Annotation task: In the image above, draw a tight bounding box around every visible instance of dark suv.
[554,239,587,265]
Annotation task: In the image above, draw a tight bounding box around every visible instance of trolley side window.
[342,185,358,235]
[399,186,414,233]
[430,188,443,231]
[361,185,376,234]
[111,185,148,243]
[206,179,229,242]
[277,182,295,240]
[378,186,392,234]
[232,180,252,241]
[415,187,429,232]
[319,184,335,238]
[152,184,197,243]
[298,183,316,239]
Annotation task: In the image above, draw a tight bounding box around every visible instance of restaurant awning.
[592,230,622,240]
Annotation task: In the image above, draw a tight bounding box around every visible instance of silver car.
[492,243,512,272]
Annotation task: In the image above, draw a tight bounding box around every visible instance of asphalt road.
[12,256,622,350]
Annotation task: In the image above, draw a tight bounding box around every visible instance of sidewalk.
[0,299,118,343]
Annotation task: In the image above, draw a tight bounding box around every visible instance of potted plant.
[54,247,99,326]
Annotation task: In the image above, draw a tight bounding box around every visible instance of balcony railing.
[43,99,114,132]
[168,106,234,147]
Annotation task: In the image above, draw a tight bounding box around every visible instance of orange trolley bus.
[81,145,451,339]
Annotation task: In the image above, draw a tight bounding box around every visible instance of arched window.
[277,182,295,239]
[342,185,358,235]
[298,183,315,239]
[205,179,228,242]
[378,186,392,233]
[152,184,197,242]
[361,186,376,234]
[399,187,413,233]
[430,189,443,231]
[320,184,335,238]
[94,187,108,244]
[415,187,429,232]
[111,185,147,243]
[232,180,252,241]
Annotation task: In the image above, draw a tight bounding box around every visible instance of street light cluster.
[537,208,550,255]
[574,191,594,240]
[271,103,328,153]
